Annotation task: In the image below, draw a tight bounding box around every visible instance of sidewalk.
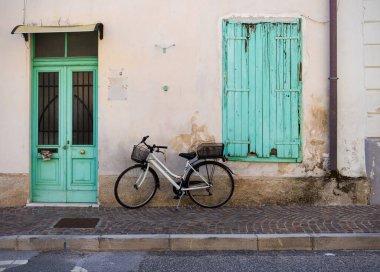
[1,206,380,251]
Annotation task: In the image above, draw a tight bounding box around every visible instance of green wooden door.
[31,66,98,203]
[223,20,302,162]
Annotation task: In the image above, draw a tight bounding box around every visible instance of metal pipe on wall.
[329,0,338,175]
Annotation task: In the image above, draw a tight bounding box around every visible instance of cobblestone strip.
[0,206,379,235]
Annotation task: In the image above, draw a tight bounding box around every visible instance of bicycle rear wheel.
[185,161,234,208]
[114,164,158,208]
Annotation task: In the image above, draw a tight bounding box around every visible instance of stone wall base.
[99,175,371,207]
[0,174,370,207]
[0,174,29,207]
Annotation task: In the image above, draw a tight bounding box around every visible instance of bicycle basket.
[196,143,224,159]
[131,145,150,163]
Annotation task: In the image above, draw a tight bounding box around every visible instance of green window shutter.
[273,23,301,159]
[223,20,302,161]
[224,21,250,157]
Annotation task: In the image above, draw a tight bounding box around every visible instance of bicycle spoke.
[187,161,234,208]
[205,163,210,182]
[114,165,157,208]
[205,164,217,185]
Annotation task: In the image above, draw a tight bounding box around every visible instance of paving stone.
[65,236,100,251]
[313,234,380,250]
[257,234,312,250]
[99,235,170,251]
[170,234,258,251]
[0,236,17,250]
[17,236,66,251]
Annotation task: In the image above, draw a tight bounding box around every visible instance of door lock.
[62,145,68,150]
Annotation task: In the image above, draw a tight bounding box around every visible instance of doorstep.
[26,203,99,208]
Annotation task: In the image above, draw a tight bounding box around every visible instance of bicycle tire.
[185,160,234,208]
[114,164,158,208]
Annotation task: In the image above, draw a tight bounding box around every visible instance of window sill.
[227,156,302,163]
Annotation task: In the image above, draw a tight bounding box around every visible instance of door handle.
[62,145,68,150]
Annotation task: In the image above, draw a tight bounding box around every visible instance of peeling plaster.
[170,111,215,152]
[108,77,128,100]
[340,139,365,177]
[300,98,329,176]
[108,68,128,100]
[370,157,375,179]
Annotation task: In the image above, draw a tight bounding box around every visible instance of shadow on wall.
[170,111,215,152]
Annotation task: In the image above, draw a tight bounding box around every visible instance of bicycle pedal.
[173,195,179,200]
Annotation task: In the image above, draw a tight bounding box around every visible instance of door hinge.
[298,63,302,81]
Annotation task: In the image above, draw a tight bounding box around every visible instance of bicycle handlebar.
[140,135,168,151]
[141,135,149,143]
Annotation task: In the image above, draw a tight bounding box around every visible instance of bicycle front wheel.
[114,165,158,208]
[185,161,234,208]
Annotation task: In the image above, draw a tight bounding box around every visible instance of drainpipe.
[329,0,338,176]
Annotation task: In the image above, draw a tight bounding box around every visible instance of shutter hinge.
[298,63,302,81]
[223,73,227,92]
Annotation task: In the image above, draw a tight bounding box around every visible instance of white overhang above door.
[11,23,104,41]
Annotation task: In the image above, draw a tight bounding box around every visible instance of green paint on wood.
[223,20,302,162]
[31,35,98,203]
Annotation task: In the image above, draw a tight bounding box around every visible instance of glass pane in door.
[35,33,65,58]
[67,32,98,57]
[72,71,94,145]
[38,72,59,145]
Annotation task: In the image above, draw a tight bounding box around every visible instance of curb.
[1,233,380,251]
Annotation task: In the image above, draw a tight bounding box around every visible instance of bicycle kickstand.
[175,192,185,211]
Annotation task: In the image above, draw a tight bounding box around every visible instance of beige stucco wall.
[0,0,30,173]
[337,0,367,177]
[0,0,369,182]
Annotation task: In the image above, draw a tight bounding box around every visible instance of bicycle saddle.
[178,152,197,160]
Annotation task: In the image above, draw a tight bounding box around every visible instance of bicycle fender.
[224,165,235,175]
[190,160,235,175]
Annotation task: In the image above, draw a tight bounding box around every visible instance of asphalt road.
[0,250,379,272]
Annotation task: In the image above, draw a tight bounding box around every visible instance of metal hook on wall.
[155,43,175,54]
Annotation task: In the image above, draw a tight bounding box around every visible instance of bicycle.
[114,136,234,209]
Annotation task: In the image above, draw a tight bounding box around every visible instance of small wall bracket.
[155,43,175,54]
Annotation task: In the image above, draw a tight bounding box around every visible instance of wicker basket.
[197,143,224,159]
[131,145,150,163]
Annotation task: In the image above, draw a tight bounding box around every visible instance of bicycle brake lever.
[157,150,167,162]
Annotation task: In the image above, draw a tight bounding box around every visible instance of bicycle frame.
[138,152,211,191]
